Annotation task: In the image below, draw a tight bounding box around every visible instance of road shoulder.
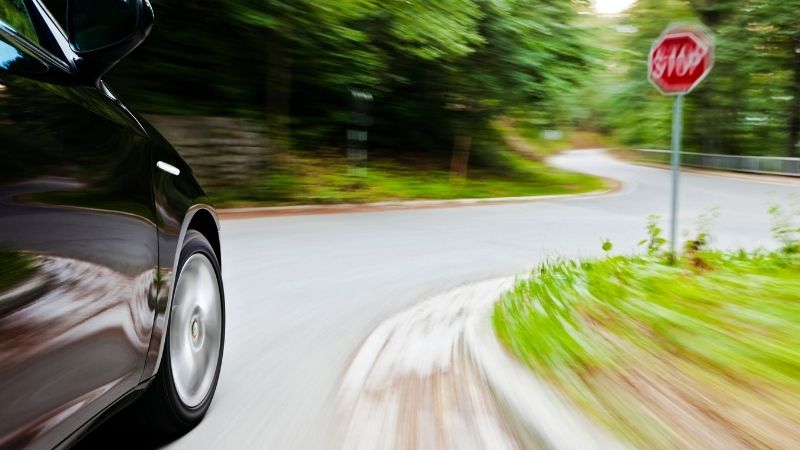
[335,278,625,450]
[217,181,621,220]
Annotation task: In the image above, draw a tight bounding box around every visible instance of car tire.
[128,230,225,438]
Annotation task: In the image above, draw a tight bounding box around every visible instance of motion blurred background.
[77,0,800,204]
[9,1,798,448]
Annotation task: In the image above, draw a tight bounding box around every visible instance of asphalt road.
[167,150,800,450]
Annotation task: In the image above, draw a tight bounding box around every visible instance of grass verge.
[209,140,606,208]
[495,119,618,159]
[493,252,800,448]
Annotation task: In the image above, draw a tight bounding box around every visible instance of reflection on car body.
[0,0,225,447]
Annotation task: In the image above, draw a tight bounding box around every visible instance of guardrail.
[630,149,800,177]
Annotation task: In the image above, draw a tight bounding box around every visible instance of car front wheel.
[130,230,225,437]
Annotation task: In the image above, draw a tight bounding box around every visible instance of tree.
[109,0,596,163]
[596,0,800,157]
[742,0,800,156]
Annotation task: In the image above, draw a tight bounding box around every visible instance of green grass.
[495,119,619,158]
[0,248,35,292]
[494,252,800,448]
[208,148,606,208]
[203,121,609,207]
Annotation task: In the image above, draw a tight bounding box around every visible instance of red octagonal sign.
[649,27,714,95]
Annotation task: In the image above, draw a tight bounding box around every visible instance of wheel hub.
[169,254,222,408]
[191,319,199,340]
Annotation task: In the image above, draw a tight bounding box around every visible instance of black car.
[0,0,225,447]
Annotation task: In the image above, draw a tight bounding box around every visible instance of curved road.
[168,150,800,449]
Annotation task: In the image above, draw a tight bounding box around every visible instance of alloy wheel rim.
[169,253,222,408]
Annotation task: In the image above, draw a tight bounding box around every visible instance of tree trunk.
[265,29,292,153]
[788,39,800,158]
[450,135,472,180]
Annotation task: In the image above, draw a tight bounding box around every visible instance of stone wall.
[146,115,269,188]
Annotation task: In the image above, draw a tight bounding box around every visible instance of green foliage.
[493,250,800,446]
[684,207,720,263]
[590,0,800,157]
[601,238,614,253]
[94,0,800,160]
[107,0,591,157]
[769,200,800,253]
[639,214,667,256]
[208,145,606,207]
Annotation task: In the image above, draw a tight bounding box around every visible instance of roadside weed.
[494,211,800,447]
[638,214,667,258]
[769,200,800,254]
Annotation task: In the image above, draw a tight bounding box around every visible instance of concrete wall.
[146,115,269,188]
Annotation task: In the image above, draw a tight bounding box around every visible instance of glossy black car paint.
[0,2,220,448]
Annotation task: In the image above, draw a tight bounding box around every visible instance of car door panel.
[0,31,159,448]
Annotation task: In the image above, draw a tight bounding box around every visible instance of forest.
[107,0,800,160]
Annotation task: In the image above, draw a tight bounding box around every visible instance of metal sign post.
[648,25,714,255]
[669,94,684,254]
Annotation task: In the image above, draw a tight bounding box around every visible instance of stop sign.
[649,28,714,95]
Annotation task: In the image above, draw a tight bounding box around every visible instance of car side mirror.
[67,0,154,85]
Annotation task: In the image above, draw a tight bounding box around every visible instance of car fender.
[140,204,221,381]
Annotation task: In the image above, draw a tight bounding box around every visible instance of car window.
[0,0,39,44]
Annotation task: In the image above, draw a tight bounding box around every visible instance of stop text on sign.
[649,28,714,95]
[651,36,708,79]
